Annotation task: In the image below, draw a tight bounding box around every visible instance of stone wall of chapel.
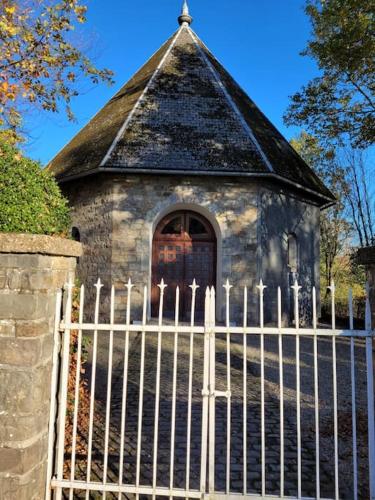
[61,175,114,320]
[62,174,320,325]
[111,175,259,322]
[259,187,321,325]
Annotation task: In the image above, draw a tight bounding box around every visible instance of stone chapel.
[48,2,335,322]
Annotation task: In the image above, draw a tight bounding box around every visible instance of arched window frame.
[71,227,81,242]
[287,233,298,273]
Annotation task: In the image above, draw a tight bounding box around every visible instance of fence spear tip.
[256,279,267,293]
[64,278,75,291]
[189,279,199,291]
[126,278,134,291]
[94,277,103,290]
[158,278,167,292]
[291,280,302,293]
[223,279,233,292]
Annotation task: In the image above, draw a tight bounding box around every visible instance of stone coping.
[357,246,375,265]
[0,233,82,257]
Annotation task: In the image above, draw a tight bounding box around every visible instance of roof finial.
[178,0,193,26]
[182,0,189,15]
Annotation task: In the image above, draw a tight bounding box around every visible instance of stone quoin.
[48,2,335,323]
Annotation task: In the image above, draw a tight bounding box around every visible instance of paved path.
[67,329,369,499]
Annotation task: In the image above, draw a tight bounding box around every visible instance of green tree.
[285,0,375,148]
[0,138,70,234]
[0,0,114,138]
[291,132,351,290]
[340,147,375,247]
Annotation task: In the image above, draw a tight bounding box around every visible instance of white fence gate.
[45,279,375,500]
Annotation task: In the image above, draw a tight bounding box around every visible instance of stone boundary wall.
[358,246,375,328]
[0,234,81,500]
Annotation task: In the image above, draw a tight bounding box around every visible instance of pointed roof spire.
[178,0,193,26]
[182,0,189,15]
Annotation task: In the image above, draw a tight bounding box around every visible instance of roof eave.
[55,166,336,208]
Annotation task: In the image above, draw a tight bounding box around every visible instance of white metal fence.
[46,279,375,500]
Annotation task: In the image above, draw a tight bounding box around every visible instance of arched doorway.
[152,210,217,320]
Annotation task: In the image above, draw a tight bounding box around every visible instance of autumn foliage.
[0,0,113,137]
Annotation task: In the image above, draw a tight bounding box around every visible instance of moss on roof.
[48,33,176,178]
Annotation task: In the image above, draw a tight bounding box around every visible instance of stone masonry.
[358,246,375,328]
[0,233,81,500]
[62,173,320,324]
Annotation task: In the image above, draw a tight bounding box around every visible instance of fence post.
[54,280,74,500]
[366,283,375,500]
[45,289,63,500]
[208,287,216,494]
[0,234,81,500]
[200,287,211,495]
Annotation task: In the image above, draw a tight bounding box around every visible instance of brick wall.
[0,234,81,500]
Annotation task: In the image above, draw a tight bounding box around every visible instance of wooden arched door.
[152,211,217,320]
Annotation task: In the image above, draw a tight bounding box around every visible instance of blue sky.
[25,0,318,166]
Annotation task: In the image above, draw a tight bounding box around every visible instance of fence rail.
[46,278,375,500]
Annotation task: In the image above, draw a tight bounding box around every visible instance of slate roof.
[48,22,335,205]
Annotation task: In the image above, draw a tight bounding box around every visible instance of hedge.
[0,140,70,235]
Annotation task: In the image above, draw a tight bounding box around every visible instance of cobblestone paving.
[67,330,369,499]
